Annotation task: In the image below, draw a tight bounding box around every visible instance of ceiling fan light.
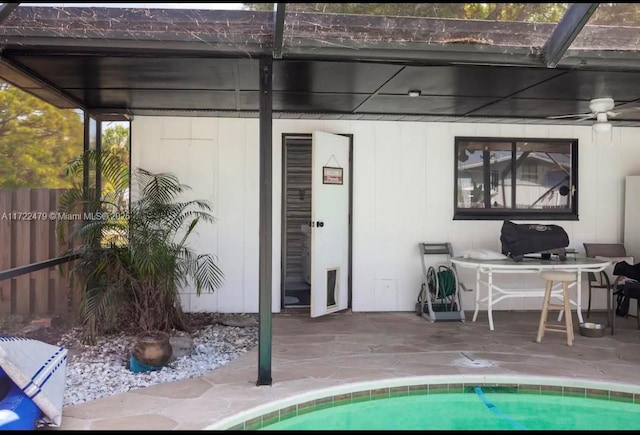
[593,122,612,134]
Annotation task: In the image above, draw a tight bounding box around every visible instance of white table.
[450,256,611,331]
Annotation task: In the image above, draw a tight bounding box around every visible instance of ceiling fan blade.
[609,107,640,116]
[547,113,594,120]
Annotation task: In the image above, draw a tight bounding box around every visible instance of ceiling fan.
[548,98,640,134]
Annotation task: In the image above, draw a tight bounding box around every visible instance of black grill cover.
[613,261,640,282]
[500,220,569,261]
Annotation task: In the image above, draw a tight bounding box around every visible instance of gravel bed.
[59,318,258,407]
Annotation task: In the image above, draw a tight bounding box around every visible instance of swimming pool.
[207,375,640,430]
[261,387,640,430]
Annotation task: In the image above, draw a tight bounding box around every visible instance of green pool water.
[260,388,640,430]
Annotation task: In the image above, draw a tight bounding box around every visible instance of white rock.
[59,322,258,407]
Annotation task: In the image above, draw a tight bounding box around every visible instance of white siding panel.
[573,127,597,250]
[133,116,640,315]
[156,138,191,174]
[160,137,219,310]
[397,123,429,311]
[594,132,621,242]
[192,117,217,140]
[182,138,218,304]
[131,117,162,170]
[424,124,452,240]
[188,293,219,313]
[624,176,640,261]
[189,135,220,311]
[524,125,551,138]
[162,117,191,139]
[244,121,260,312]
[614,130,636,242]
[132,117,222,311]
[178,293,191,313]
[184,139,216,205]
[620,128,640,177]
[217,119,248,312]
[475,123,502,138]
[499,124,524,138]
[374,279,398,311]
[548,124,578,139]
[454,123,478,137]
[371,122,401,310]
[351,122,377,312]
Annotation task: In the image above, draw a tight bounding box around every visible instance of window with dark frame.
[454,137,578,221]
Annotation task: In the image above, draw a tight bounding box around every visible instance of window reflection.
[515,142,572,211]
[455,138,577,220]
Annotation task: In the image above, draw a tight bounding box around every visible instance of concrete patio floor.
[53,309,640,430]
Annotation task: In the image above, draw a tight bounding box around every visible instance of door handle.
[317,221,324,228]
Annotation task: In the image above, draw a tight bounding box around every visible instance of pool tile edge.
[205,375,640,430]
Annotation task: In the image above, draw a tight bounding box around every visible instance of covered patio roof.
[1,3,640,125]
[3,2,639,387]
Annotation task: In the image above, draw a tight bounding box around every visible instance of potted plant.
[131,330,173,371]
[57,149,224,344]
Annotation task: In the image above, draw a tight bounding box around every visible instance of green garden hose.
[423,264,457,312]
[436,265,456,299]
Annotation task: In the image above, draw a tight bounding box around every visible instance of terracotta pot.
[132,331,173,367]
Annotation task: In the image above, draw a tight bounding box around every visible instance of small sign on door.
[323,166,343,185]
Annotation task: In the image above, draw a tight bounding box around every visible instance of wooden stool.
[536,270,576,346]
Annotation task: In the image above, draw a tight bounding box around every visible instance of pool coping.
[205,374,640,430]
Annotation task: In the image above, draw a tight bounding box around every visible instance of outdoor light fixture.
[408,90,421,97]
[592,120,613,146]
[592,121,612,135]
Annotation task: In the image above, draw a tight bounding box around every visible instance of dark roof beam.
[0,56,85,110]
[0,2,19,26]
[272,3,286,59]
[353,66,406,113]
[542,3,599,68]
[284,46,544,67]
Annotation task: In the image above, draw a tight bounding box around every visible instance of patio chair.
[583,243,634,334]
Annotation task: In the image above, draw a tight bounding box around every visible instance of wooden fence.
[0,188,79,316]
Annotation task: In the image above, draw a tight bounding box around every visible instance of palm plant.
[58,149,223,344]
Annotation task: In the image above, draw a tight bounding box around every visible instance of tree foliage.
[0,82,84,188]
[101,123,130,166]
[245,3,568,22]
[0,82,130,190]
[246,3,640,26]
[99,123,130,208]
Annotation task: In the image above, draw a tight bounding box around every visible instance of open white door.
[310,131,350,318]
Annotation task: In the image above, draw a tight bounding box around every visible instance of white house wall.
[132,116,640,314]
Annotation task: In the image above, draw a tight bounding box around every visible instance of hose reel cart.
[415,242,465,322]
